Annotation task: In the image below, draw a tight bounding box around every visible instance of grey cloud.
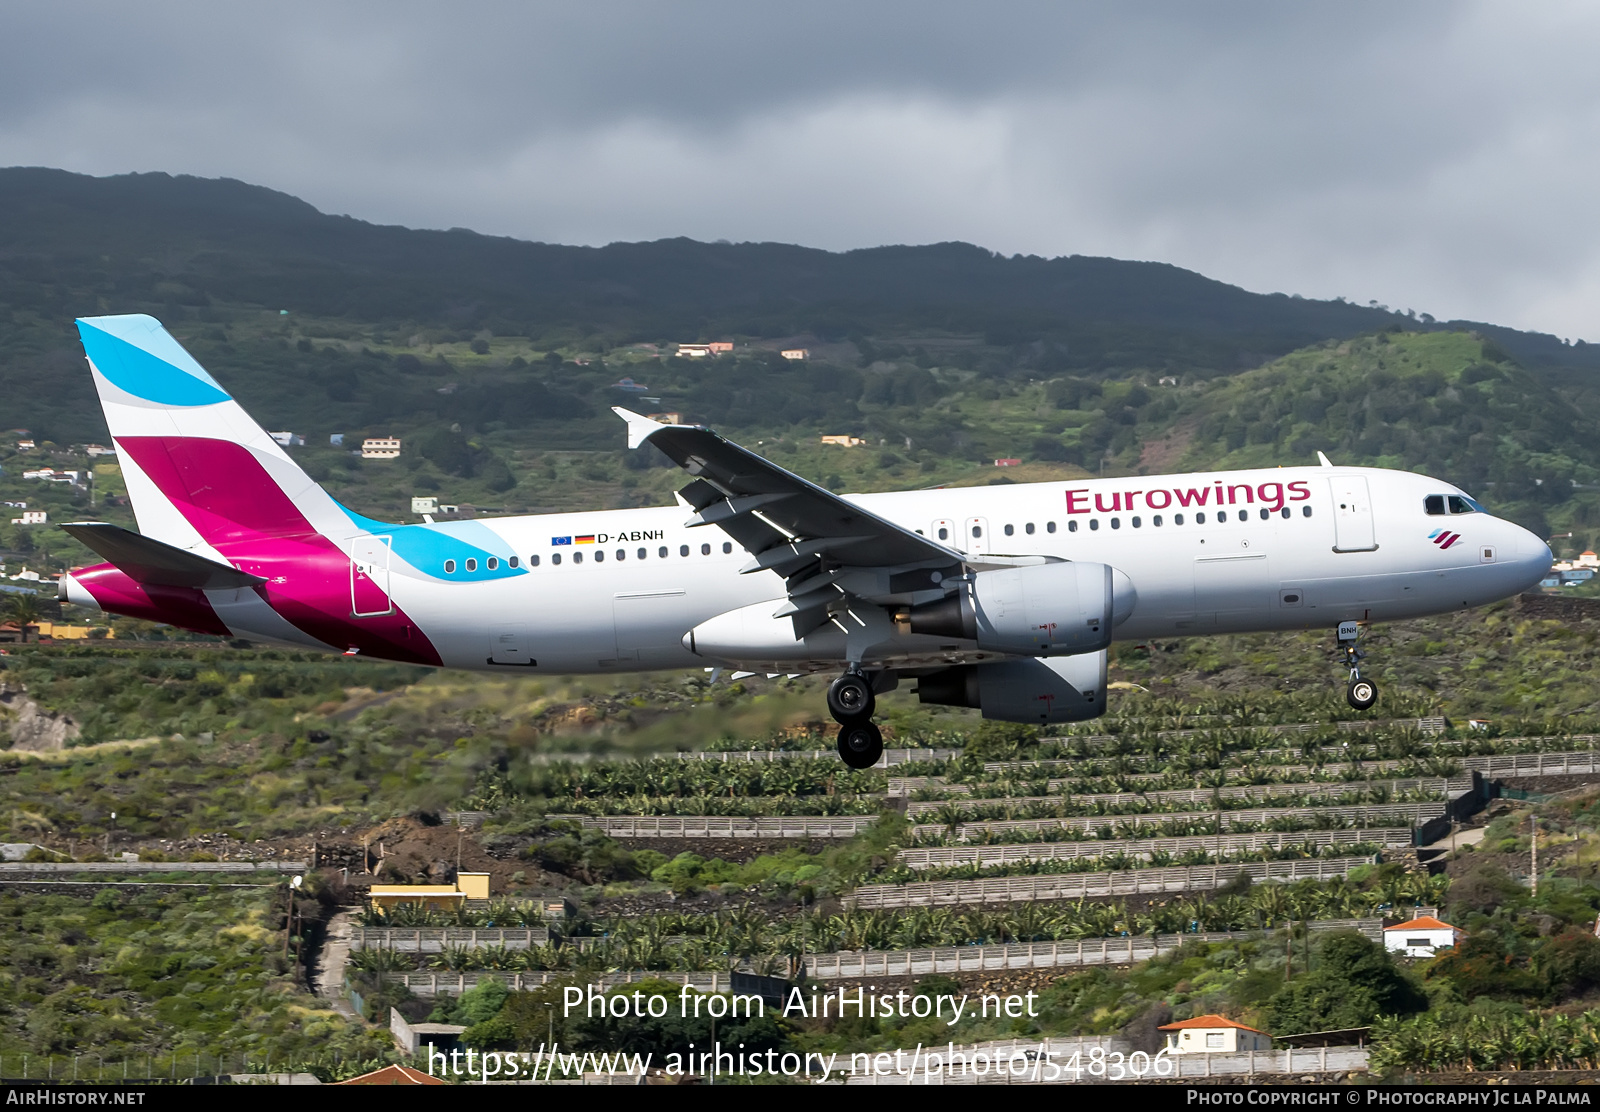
[1,2,1597,338]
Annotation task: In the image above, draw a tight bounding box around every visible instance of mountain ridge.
[2,166,1592,375]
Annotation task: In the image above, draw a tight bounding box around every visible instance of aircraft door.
[930,518,957,547]
[963,516,991,556]
[1330,477,1378,552]
[349,534,393,617]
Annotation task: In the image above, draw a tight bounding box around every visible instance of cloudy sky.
[2,2,1597,338]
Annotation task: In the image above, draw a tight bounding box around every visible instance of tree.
[4,594,41,641]
[1267,931,1425,1034]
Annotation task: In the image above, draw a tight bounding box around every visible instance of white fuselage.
[320,464,1548,674]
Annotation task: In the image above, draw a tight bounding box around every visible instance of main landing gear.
[829,670,883,770]
[1338,620,1379,711]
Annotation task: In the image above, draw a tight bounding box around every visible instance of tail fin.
[75,314,359,554]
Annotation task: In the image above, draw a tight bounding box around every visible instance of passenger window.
[530,554,540,567]
[680,545,690,557]
[1110,517,1121,529]
[509,556,519,568]
[573,552,583,564]
[1025,522,1035,535]
[444,559,456,573]
[659,547,668,558]
[1068,520,1078,533]
[487,557,498,570]
[616,549,625,560]
[1004,524,1015,536]
[465,558,477,572]
[1175,514,1185,525]
[1153,515,1163,527]
[1047,521,1056,533]
[638,548,647,559]
[1217,511,1227,523]
[1302,506,1313,517]
[1089,519,1099,531]
[972,525,983,538]
[1259,508,1270,520]
[1279,507,1290,519]
[701,543,711,555]
[1196,513,1206,524]
[938,527,948,540]
[1424,495,1446,515]
[595,550,605,562]
[722,542,732,554]
[1131,516,1141,528]
[552,553,561,565]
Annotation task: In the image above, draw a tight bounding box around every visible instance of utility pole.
[1285,919,1292,983]
[1531,815,1539,899]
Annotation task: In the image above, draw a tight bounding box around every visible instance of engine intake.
[908,561,1135,656]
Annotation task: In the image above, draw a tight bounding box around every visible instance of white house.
[10,510,46,525]
[676,344,713,358]
[411,496,439,515]
[362,437,401,459]
[268,431,305,448]
[781,348,810,361]
[1383,915,1463,958]
[1159,1014,1274,1054]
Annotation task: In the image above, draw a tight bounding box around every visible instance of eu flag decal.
[552,536,573,546]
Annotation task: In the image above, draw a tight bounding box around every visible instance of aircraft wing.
[59,522,268,590]
[615,408,964,634]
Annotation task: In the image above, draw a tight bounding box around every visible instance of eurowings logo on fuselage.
[1428,529,1462,550]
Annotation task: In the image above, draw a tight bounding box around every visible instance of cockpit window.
[1428,493,1485,515]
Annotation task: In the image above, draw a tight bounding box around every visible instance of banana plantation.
[353,868,1446,977]
[1372,1011,1600,1073]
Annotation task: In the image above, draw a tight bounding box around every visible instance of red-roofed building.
[1383,915,1462,958]
[335,1064,446,1085]
[1158,1014,1273,1054]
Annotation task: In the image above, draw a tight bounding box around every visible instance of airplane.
[57,314,1553,768]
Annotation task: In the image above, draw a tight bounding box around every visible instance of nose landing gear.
[828,670,883,769]
[1338,620,1379,711]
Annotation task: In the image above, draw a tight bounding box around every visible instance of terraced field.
[367,714,1600,995]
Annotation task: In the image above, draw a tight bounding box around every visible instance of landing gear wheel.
[837,721,884,769]
[827,672,876,723]
[1347,678,1378,711]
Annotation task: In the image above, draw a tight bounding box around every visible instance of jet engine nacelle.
[908,561,1135,656]
[916,651,1108,724]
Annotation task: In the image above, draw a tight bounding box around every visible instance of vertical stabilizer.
[75,314,357,555]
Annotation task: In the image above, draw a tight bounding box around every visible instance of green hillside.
[4,169,1600,578]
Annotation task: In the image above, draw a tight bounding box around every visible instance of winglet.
[612,407,664,450]
[1317,451,1334,468]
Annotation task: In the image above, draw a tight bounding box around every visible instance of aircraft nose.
[1512,524,1553,583]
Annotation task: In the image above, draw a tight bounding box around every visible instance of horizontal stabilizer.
[59,522,267,590]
